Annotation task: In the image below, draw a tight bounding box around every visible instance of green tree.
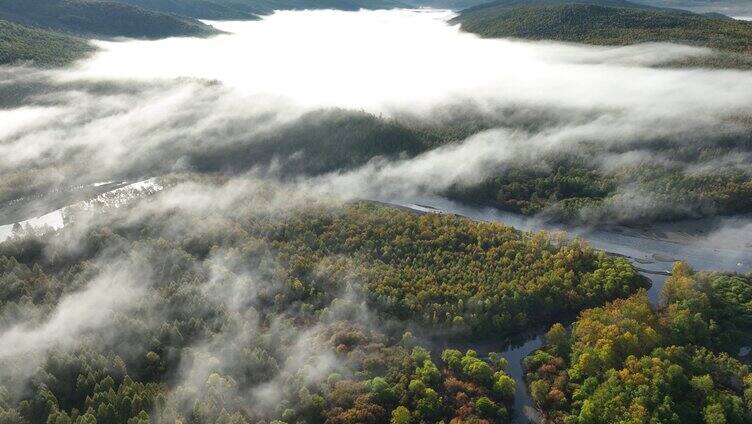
[390,406,410,424]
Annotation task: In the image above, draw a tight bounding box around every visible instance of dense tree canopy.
[0,18,94,66]
[452,0,752,68]
[0,182,650,423]
[523,263,752,423]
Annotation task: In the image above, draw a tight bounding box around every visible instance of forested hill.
[112,0,406,20]
[0,18,95,67]
[451,0,752,56]
[0,0,218,39]
[105,0,262,20]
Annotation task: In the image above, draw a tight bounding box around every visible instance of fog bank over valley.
[1,9,751,229]
[68,9,752,113]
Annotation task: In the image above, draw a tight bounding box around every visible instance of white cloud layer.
[0,9,747,204]
[65,9,752,115]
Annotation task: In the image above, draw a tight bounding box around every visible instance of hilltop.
[451,0,752,64]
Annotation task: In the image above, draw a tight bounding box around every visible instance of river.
[386,195,752,423]
[3,186,751,422]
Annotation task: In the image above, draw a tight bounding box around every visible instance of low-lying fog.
[4,8,752,234]
[68,9,750,113]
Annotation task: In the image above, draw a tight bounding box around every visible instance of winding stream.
[388,195,752,423]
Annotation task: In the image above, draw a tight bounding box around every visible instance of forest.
[523,263,752,423]
[0,0,218,39]
[452,0,752,68]
[0,177,649,423]
[110,0,263,20]
[448,154,752,225]
[112,0,406,19]
[0,18,95,67]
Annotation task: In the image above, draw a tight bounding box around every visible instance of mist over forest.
[5,10,752,225]
[1,3,752,424]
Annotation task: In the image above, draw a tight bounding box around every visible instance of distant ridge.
[114,0,408,19]
[0,0,218,39]
[112,0,262,19]
[451,0,752,61]
[460,0,654,13]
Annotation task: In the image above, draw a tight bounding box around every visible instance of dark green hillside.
[259,0,407,12]
[0,0,217,39]
[114,0,262,19]
[451,0,752,55]
[0,18,94,66]
[116,0,405,19]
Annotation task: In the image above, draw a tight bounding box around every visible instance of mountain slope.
[0,18,94,66]
[114,0,406,19]
[113,0,262,19]
[451,0,752,55]
[0,0,218,39]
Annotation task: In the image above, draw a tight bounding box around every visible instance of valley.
[1,3,751,424]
